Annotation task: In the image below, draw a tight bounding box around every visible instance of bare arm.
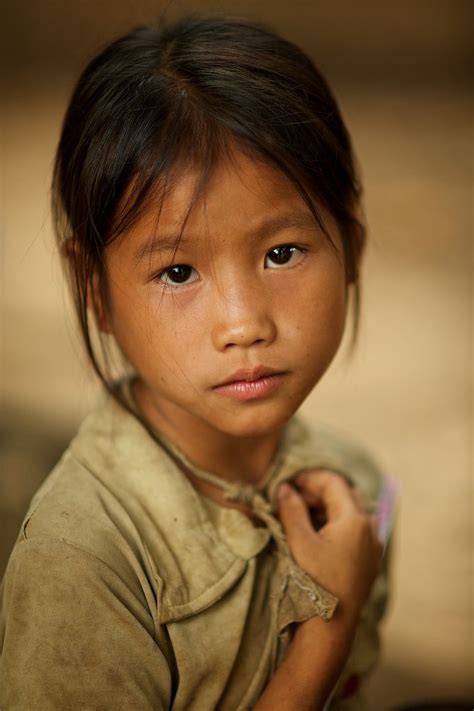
[255,471,383,710]
[254,611,358,711]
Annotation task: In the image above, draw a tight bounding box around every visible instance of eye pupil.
[271,246,293,264]
[169,265,191,283]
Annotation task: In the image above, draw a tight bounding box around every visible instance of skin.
[98,147,356,516]
[96,152,381,708]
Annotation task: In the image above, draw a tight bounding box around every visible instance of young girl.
[0,13,396,710]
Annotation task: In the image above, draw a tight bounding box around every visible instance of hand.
[277,470,384,623]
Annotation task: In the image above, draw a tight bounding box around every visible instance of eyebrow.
[134,207,321,264]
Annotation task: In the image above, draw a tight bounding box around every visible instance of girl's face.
[102,149,349,441]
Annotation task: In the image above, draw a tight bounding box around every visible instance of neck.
[130,378,285,486]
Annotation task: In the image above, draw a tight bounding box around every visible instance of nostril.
[224,336,267,349]
[212,305,276,352]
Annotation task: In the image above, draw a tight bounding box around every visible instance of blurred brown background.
[1,1,472,708]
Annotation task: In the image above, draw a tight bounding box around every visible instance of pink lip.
[213,373,287,401]
[216,366,283,387]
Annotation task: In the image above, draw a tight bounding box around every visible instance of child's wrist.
[297,605,359,651]
[268,612,358,710]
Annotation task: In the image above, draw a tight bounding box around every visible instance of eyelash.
[153,244,308,290]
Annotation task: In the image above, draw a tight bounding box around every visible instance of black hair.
[52,12,366,412]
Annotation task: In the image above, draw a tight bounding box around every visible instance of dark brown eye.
[156,264,197,287]
[266,245,305,268]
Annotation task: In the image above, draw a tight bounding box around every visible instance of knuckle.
[352,511,374,535]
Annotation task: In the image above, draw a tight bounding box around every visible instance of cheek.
[109,285,203,370]
[105,281,158,360]
[278,266,347,340]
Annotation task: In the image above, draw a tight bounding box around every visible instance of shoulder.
[4,389,240,622]
[18,446,124,553]
[6,448,158,610]
[5,394,165,607]
[17,385,150,551]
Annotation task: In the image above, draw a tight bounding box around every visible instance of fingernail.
[278,483,291,500]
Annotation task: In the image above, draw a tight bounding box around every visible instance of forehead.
[110,148,335,257]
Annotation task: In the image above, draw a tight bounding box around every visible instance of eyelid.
[270,243,307,251]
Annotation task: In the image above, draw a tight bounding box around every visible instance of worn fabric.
[0,378,396,710]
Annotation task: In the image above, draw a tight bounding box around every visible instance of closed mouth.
[215,366,284,387]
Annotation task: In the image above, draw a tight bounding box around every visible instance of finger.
[295,481,361,510]
[290,469,338,507]
[293,470,359,521]
[293,485,322,509]
[295,474,374,523]
[277,483,315,548]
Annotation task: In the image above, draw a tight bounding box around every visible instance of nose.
[210,275,277,351]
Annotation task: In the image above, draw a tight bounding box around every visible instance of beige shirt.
[0,380,395,710]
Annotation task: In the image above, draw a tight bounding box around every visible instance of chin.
[214,404,297,439]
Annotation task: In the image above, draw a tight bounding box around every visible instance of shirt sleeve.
[0,536,173,710]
